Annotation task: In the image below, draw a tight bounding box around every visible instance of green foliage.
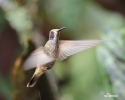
[97,27,125,100]
[0,75,12,100]
[0,8,7,35]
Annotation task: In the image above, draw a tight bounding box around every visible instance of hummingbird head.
[49,27,66,42]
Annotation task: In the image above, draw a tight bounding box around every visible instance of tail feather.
[27,75,40,87]
[27,65,47,87]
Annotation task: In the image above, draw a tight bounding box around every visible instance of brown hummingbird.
[23,27,103,87]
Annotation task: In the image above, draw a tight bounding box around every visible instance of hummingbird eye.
[51,31,54,35]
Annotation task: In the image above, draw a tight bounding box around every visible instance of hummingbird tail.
[27,74,40,87]
[27,65,47,87]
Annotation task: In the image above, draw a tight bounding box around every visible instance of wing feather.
[57,40,103,60]
[23,47,54,70]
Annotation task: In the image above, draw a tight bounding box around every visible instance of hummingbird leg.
[45,61,55,70]
[46,65,52,70]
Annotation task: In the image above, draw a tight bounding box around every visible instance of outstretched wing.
[57,40,103,60]
[23,47,54,70]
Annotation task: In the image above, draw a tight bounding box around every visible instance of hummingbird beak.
[58,27,66,32]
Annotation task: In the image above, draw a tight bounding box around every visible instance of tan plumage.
[27,64,47,87]
[23,27,104,87]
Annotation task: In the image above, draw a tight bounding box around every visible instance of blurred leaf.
[0,75,12,100]
[97,27,125,100]
[0,8,7,35]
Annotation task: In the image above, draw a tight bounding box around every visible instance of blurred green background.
[0,0,125,100]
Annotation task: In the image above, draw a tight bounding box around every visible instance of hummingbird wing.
[23,47,54,70]
[57,40,103,60]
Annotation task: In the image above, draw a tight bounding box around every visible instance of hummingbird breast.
[44,40,59,58]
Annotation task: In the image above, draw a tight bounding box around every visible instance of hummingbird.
[23,27,103,87]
